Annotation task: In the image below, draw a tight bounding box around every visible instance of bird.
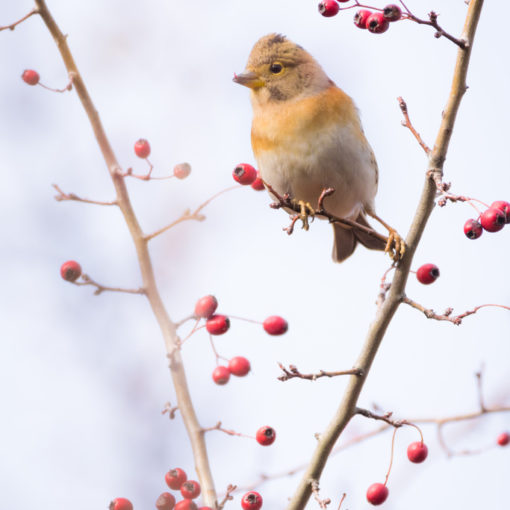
[233,33,404,262]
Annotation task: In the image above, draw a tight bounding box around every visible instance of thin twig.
[311,480,331,509]
[74,274,145,296]
[0,8,39,31]
[217,484,237,510]
[39,73,74,93]
[161,402,179,420]
[278,363,363,382]
[397,97,430,154]
[53,184,118,206]
[202,421,254,439]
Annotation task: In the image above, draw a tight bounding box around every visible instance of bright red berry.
[233,163,257,185]
[480,208,506,233]
[366,483,389,506]
[241,491,263,510]
[464,219,483,240]
[354,10,372,28]
[156,492,176,510]
[180,480,201,500]
[212,366,231,385]
[228,356,251,376]
[407,441,428,463]
[366,12,390,33]
[491,201,510,223]
[263,316,288,335]
[383,4,402,21]
[198,508,213,510]
[416,263,440,285]
[256,426,276,446]
[318,0,339,17]
[134,138,151,158]
[175,501,197,510]
[497,432,510,446]
[60,260,82,282]
[205,314,230,335]
[194,295,218,319]
[165,468,187,490]
[173,162,192,180]
[21,69,40,86]
[251,171,265,191]
[109,498,133,510]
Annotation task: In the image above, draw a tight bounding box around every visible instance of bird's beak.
[233,70,265,89]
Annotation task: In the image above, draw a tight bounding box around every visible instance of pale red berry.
[416,263,440,285]
[480,208,505,233]
[175,501,197,510]
[354,10,372,29]
[367,12,390,33]
[383,4,402,21]
[194,295,218,319]
[156,492,176,510]
[22,69,40,85]
[256,426,276,446]
[173,163,192,180]
[497,432,510,446]
[233,163,257,185]
[263,316,288,335]
[212,366,230,385]
[228,356,251,376]
[366,483,388,506]
[241,491,263,510]
[318,0,339,17]
[109,498,134,510]
[206,314,230,335]
[134,138,151,158]
[464,219,483,240]
[491,201,510,223]
[60,260,82,282]
[251,171,265,191]
[407,441,428,463]
[165,468,187,490]
[180,480,201,500]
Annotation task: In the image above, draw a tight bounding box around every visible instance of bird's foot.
[385,229,406,262]
[291,200,315,231]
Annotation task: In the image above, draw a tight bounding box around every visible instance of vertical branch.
[33,0,218,506]
[286,1,484,509]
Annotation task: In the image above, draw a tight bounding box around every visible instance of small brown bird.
[234,33,402,262]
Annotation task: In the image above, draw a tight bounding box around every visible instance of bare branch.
[217,484,237,510]
[53,184,117,206]
[278,363,363,382]
[0,8,39,31]
[397,97,430,154]
[74,274,145,296]
[311,480,331,509]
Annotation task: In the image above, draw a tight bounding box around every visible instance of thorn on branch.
[277,363,363,382]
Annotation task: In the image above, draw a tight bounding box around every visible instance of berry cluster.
[318,1,403,34]
[232,163,265,191]
[464,200,510,240]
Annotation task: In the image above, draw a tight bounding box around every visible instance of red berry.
[156,492,176,510]
[241,491,263,510]
[21,69,40,86]
[256,426,276,446]
[180,480,201,500]
[165,468,187,490]
[366,483,389,506]
[194,295,218,319]
[480,208,506,233]
[491,201,510,223]
[251,171,265,191]
[497,432,510,446]
[205,314,230,335]
[175,501,197,510]
[109,498,133,510]
[416,263,440,285]
[366,12,390,34]
[228,356,251,376]
[173,163,192,180]
[212,366,231,385]
[407,441,428,463]
[198,508,213,510]
[263,316,288,335]
[60,260,82,282]
[463,219,483,240]
[318,0,339,17]
[134,138,151,158]
[383,4,402,21]
[233,163,257,185]
[354,10,372,29]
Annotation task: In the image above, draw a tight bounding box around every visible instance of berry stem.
[202,421,254,439]
[208,333,228,363]
[38,73,74,93]
[73,273,146,296]
[383,428,398,485]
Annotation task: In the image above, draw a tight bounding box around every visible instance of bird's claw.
[384,230,406,262]
[292,200,315,231]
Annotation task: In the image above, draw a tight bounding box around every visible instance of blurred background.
[1,1,509,508]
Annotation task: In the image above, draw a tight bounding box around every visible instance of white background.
[1,1,509,509]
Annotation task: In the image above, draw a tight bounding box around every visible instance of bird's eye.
[269,62,284,74]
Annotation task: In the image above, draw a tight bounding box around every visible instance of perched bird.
[233,33,403,262]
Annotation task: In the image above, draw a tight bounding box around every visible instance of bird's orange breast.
[251,85,360,155]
